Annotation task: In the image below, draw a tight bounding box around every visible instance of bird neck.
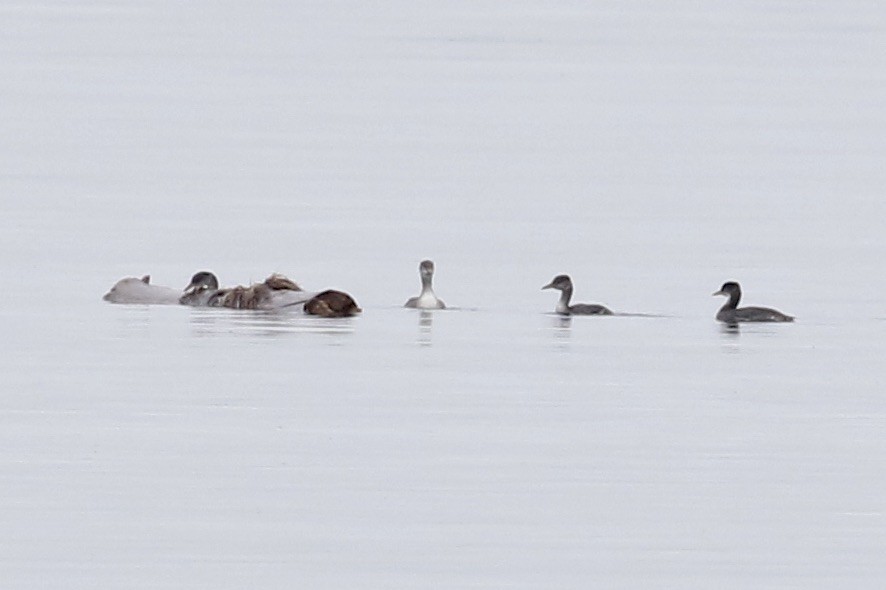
[556,286,573,313]
[420,275,435,296]
[720,289,741,311]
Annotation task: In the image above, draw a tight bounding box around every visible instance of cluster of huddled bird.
[104,269,361,317]
[104,259,794,323]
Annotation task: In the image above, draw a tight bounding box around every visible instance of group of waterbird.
[103,270,361,317]
[179,270,362,317]
[542,274,793,323]
[103,259,794,323]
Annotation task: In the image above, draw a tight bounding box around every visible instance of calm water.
[1,1,885,587]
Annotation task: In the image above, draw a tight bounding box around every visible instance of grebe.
[542,274,613,316]
[712,281,794,323]
[405,260,446,310]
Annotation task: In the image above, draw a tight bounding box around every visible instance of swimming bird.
[712,281,794,323]
[180,271,311,310]
[180,271,221,306]
[404,260,446,310]
[103,274,181,304]
[304,290,361,317]
[542,274,613,316]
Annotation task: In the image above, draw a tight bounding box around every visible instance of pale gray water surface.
[2,1,885,588]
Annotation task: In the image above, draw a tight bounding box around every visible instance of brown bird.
[181,272,309,310]
[304,290,362,317]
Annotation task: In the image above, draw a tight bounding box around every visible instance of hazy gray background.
[1,1,884,587]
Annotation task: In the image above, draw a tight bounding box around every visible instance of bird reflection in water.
[550,314,572,350]
[416,310,433,347]
[719,320,783,345]
[717,321,741,353]
[720,322,741,336]
[188,308,356,339]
